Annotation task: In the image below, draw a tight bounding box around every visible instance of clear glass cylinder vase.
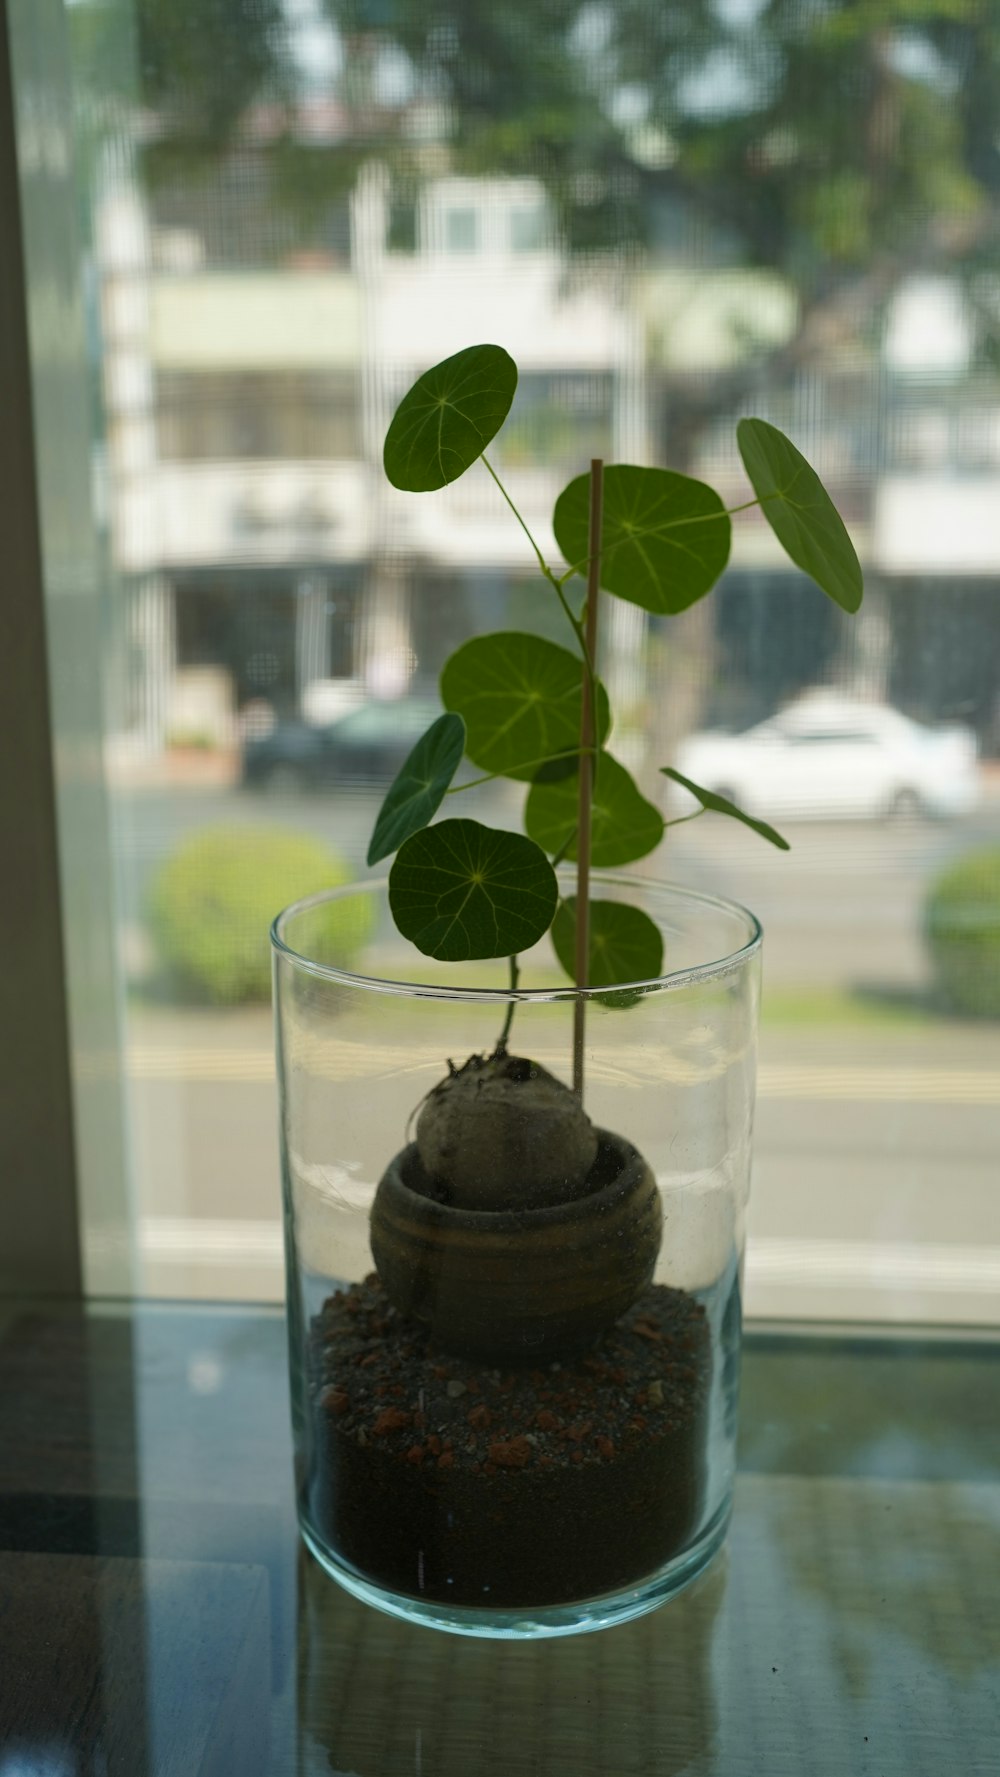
[271,873,760,1639]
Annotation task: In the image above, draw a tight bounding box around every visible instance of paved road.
[666,798,1000,990]
[124,1001,1000,1323]
[115,777,1000,991]
[128,1063,1000,1321]
[112,780,1000,1318]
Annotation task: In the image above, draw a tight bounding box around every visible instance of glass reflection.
[295,1543,725,1776]
[0,1750,81,1777]
[2,1302,999,1771]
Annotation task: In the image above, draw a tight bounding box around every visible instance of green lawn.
[759,986,938,1030]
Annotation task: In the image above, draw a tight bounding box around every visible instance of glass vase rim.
[270,871,762,1003]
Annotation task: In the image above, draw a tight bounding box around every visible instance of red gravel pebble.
[372,1406,412,1435]
[487,1437,533,1470]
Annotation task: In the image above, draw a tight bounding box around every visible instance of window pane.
[45,0,1000,1319]
[444,206,478,252]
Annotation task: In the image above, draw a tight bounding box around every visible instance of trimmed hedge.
[148,825,363,1005]
[924,847,1000,1018]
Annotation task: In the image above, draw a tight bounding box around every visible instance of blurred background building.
[88,70,1000,779]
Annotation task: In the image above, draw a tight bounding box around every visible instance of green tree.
[71,1,1000,442]
[70,0,291,159]
[328,0,1000,436]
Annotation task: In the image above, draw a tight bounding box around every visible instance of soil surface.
[306,1273,712,1608]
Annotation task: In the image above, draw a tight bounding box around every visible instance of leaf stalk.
[481,453,590,663]
[496,954,520,1053]
[445,745,598,795]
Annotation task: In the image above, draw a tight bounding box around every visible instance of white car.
[670,692,979,821]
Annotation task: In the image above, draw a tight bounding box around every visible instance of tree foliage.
[69,1,1000,421]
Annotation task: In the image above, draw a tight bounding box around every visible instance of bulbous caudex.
[370,1052,663,1363]
[414,1051,599,1211]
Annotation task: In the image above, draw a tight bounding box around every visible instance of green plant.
[368,343,863,1080]
[925,847,1000,1018]
[149,825,363,1004]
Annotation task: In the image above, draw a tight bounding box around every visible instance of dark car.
[242,697,445,792]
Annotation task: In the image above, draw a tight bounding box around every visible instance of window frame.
[0,0,132,1299]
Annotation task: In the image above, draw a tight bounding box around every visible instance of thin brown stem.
[572,458,603,1098]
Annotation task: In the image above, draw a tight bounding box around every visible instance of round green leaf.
[367,713,466,866]
[384,345,518,492]
[441,631,610,782]
[661,766,790,850]
[389,819,557,962]
[525,752,664,867]
[553,464,731,615]
[736,419,863,614]
[552,897,664,1002]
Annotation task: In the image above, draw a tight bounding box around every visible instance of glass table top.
[1,1299,997,1776]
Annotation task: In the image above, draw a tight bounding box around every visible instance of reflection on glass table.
[0,1301,997,1775]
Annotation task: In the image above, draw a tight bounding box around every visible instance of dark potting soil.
[306,1274,712,1608]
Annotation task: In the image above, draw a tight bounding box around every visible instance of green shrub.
[924,847,1000,1018]
[148,826,365,1005]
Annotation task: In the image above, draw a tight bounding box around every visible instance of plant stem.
[445,746,597,795]
[551,829,578,868]
[481,452,551,578]
[572,458,603,1098]
[480,454,588,660]
[496,954,520,1053]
